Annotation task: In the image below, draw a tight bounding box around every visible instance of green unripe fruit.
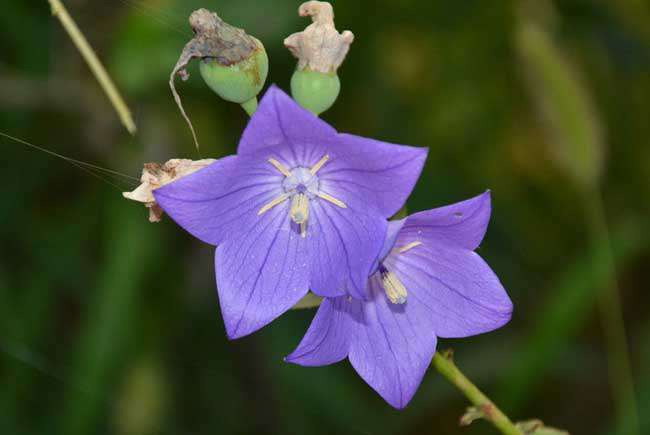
[199,39,269,106]
[290,69,340,115]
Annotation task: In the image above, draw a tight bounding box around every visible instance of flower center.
[282,167,319,198]
[257,154,347,237]
[379,241,423,304]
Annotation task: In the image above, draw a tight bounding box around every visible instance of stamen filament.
[317,192,347,209]
[310,154,330,175]
[381,269,408,304]
[258,193,290,215]
[290,193,310,224]
[397,241,422,254]
[300,222,307,238]
[268,158,292,177]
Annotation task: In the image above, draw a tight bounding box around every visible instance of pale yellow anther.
[397,241,422,254]
[291,193,310,224]
[268,158,292,177]
[309,154,330,175]
[317,192,347,209]
[381,270,407,304]
[258,193,290,215]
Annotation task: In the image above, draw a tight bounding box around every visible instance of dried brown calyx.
[170,8,259,149]
[123,159,216,223]
[284,1,354,73]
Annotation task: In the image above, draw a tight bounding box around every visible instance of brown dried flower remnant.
[170,8,259,150]
[284,1,354,73]
[123,159,215,223]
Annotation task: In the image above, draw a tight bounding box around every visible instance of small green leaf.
[291,292,323,310]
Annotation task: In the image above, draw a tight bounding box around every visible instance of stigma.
[258,154,347,237]
[379,265,407,304]
[290,193,309,224]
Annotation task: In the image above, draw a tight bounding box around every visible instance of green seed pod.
[199,38,269,112]
[290,69,340,115]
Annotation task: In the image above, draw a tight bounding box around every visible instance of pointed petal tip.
[476,304,513,336]
[258,83,295,110]
[391,142,427,168]
[283,353,301,365]
[284,351,348,367]
[410,145,428,174]
[224,323,250,341]
[284,346,342,367]
[466,189,491,205]
[387,399,408,411]
[375,385,416,410]
[239,82,337,154]
[477,189,492,216]
[493,297,515,327]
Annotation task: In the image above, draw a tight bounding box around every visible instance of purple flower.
[286,192,513,409]
[154,86,427,339]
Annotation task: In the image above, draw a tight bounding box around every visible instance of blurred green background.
[1,0,649,434]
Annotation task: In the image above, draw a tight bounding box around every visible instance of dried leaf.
[459,406,486,426]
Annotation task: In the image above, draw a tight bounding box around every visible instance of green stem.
[241,97,258,116]
[582,188,639,435]
[48,0,136,134]
[433,351,523,435]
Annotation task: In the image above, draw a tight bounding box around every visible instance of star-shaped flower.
[154,86,427,339]
[286,192,513,408]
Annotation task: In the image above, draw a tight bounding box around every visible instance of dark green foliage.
[1,1,648,434]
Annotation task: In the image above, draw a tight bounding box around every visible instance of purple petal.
[308,200,386,300]
[286,280,437,409]
[153,152,284,246]
[285,297,358,366]
[215,203,310,339]
[348,276,438,409]
[378,218,407,265]
[386,240,512,338]
[238,85,337,164]
[318,134,427,218]
[399,191,492,251]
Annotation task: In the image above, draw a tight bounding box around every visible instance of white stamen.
[397,241,422,254]
[258,193,290,215]
[268,158,292,177]
[291,193,310,224]
[310,154,330,175]
[317,191,347,208]
[300,222,307,238]
[381,270,407,304]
